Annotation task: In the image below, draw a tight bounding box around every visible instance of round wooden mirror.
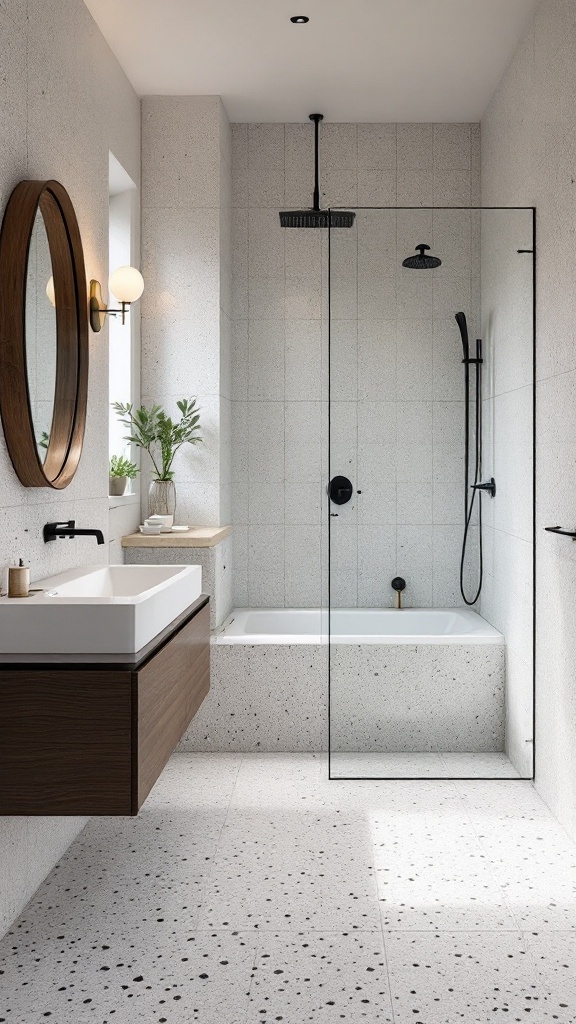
[0,180,88,488]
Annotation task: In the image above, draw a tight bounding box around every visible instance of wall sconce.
[89,266,144,332]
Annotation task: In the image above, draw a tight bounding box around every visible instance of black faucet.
[43,520,105,545]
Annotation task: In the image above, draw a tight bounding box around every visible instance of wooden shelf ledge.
[122,526,232,549]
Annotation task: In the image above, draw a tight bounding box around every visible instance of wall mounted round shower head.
[402,244,442,269]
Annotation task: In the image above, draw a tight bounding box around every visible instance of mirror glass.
[25,210,57,461]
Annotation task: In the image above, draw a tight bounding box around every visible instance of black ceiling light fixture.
[290,15,309,23]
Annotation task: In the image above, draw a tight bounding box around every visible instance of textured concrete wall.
[0,0,140,936]
[230,123,481,609]
[140,97,232,527]
[482,0,576,833]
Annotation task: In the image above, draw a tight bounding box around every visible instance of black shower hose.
[460,341,483,605]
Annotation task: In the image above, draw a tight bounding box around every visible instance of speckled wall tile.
[232,126,482,608]
[180,644,328,751]
[181,639,506,755]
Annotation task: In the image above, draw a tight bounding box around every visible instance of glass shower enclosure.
[327,206,535,780]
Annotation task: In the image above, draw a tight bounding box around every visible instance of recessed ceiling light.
[290,15,309,23]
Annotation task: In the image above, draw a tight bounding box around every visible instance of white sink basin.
[0,564,202,655]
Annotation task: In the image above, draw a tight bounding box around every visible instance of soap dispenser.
[8,559,30,598]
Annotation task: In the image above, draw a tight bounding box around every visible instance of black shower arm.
[545,526,576,538]
[311,113,322,212]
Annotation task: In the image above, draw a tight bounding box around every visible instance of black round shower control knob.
[391,577,406,592]
[328,476,353,505]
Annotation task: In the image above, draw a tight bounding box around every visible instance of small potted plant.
[113,398,202,516]
[109,454,138,497]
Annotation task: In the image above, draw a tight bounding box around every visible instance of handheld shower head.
[455,312,469,362]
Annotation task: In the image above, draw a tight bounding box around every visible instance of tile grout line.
[455,778,528,932]
[377,845,399,1024]
[193,754,245,929]
[283,122,287,609]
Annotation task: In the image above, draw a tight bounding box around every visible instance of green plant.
[109,454,138,479]
[38,431,50,451]
[113,398,202,481]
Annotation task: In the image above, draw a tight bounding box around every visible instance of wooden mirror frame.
[0,180,88,488]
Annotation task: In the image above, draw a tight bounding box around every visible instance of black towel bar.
[544,526,576,538]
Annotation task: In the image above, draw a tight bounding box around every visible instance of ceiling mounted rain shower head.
[279,114,356,229]
[279,209,355,228]
[402,244,442,269]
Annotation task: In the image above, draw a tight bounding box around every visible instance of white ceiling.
[84,0,538,123]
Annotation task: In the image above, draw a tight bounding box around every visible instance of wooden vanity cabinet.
[0,596,209,816]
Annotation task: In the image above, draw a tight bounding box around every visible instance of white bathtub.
[215,607,503,645]
[185,606,506,752]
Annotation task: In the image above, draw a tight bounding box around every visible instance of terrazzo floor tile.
[230,753,325,809]
[457,780,556,823]
[12,815,229,945]
[0,928,257,1023]
[522,931,576,1012]
[2,754,576,1023]
[248,932,395,1022]
[474,821,576,930]
[199,811,381,931]
[440,752,521,778]
[384,930,576,1022]
[312,767,465,817]
[329,752,447,778]
[65,812,228,876]
[145,752,242,809]
[374,826,517,930]
[329,751,520,779]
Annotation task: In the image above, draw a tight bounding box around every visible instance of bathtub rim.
[213,606,505,645]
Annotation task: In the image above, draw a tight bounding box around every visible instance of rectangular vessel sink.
[0,564,202,655]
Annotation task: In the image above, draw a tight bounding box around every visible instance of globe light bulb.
[109,266,144,303]
[46,276,56,307]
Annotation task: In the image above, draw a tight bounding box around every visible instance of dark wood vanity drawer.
[0,671,132,816]
[135,602,210,810]
[0,597,210,816]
